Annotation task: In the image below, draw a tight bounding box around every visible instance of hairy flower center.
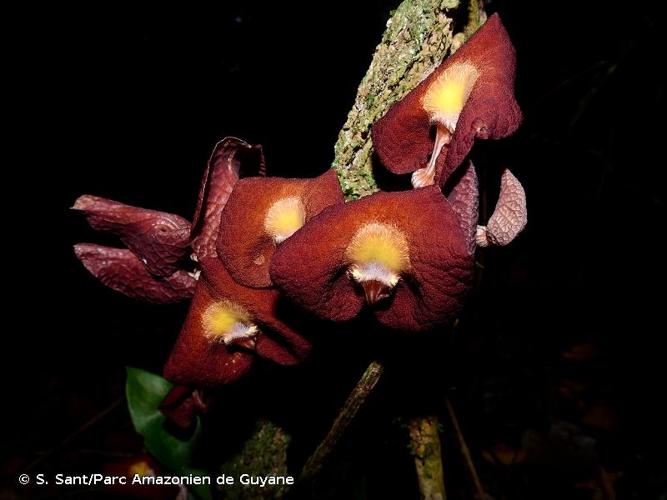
[345,222,410,287]
[264,197,306,244]
[421,62,479,132]
[202,300,258,347]
[412,63,480,188]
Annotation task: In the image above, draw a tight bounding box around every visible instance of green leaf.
[125,367,211,500]
[126,367,172,434]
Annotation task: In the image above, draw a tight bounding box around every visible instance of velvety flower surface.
[73,195,192,277]
[74,243,197,304]
[217,169,344,288]
[270,186,475,332]
[372,14,521,188]
[163,257,311,387]
[475,169,527,247]
[191,137,265,259]
[73,137,264,303]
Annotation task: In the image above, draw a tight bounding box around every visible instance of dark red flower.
[270,163,527,332]
[163,257,311,387]
[270,185,476,332]
[372,14,521,188]
[73,137,264,303]
[216,169,344,288]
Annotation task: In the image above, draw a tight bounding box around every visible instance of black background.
[5,1,666,499]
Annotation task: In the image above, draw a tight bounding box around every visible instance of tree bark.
[221,419,291,499]
[332,0,483,200]
[409,416,447,500]
[331,1,484,498]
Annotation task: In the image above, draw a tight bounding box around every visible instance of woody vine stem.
[309,0,486,497]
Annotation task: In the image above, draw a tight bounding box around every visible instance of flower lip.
[371,13,521,188]
[217,169,343,289]
[270,186,475,332]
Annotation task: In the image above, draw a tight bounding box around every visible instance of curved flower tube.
[163,257,311,387]
[372,14,522,188]
[216,169,344,288]
[269,186,475,332]
[73,137,264,303]
[73,195,192,277]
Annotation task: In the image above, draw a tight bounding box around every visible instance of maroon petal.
[73,195,191,277]
[74,243,195,303]
[270,187,474,332]
[159,385,208,431]
[446,161,479,255]
[200,258,311,365]
[163,273,254,387]
[217,169,343,288]
[372,14,521,186]
[191,137,265,259]
[163,257,310,387]
[443,19,522,180]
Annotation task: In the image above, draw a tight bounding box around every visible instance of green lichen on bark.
[408,416,447,500]
[220,420,291,499]
[333,0,470,200]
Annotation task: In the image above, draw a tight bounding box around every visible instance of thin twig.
[24,396,124,472]
[299,360,384,482]
[597,465,616,500]
[445,397,486,499]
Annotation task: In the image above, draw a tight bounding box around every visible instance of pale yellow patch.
[345,223,410,274]
[264,196,306,243]
[202,300,256,342]
[128,461,155,478]
[421,62,479,132]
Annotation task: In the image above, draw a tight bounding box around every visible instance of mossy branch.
[330,0,485,498]
[409,416,447,500]
[220,419,291,499]
[333,0,478,200]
